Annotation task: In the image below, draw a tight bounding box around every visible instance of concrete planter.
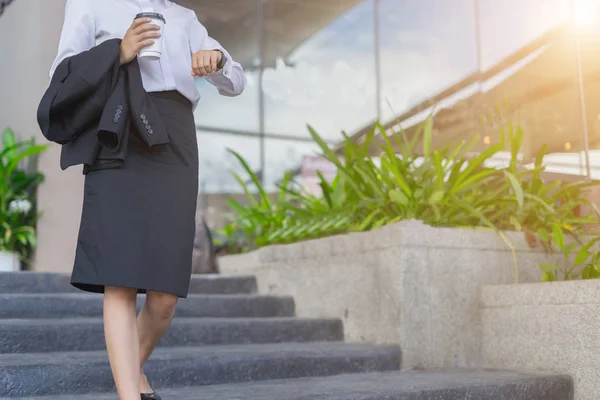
[221,220,547,369]
[0,251,20,272]
[482,280,600,400]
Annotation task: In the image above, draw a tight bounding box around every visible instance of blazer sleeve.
[38,40,122,144]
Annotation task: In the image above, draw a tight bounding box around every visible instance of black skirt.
[71,91,198,298]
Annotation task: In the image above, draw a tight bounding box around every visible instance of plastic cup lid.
[134,12,166,23]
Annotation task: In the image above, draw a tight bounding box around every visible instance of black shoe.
[141,391,161,400]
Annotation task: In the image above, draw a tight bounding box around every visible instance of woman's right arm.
[49,0,95,79]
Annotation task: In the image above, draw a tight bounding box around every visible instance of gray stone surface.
[481,279,600,308]
[481,281,600,400]
[221,220,547,369]
[187,274,258,294]
[0,293,295,319]
[0,272,258,294]
[0,317,343,353]
[5,370,573,400]
[0,272,74,293]
[0,342,402,397]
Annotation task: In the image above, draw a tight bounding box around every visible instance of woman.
[49,0,246,399]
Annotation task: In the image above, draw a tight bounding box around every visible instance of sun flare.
[573,0,600,28]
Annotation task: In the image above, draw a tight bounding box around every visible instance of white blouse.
[50,0,247,108]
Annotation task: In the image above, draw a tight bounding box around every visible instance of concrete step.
[0,317,343,353]
[0,342,402,397]
[0,293,294,319]
[0,272,257,294]
[0,272,75,293]
[4,370,573,400]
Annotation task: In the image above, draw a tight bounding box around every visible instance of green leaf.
[552,225,564,251]
[509,216,522,231]
[531,144,547,194]
[537,228,549,242]
[523,193,555,213]
[541,271,556,282]
[277,172,293,204]
[355,209,381,231]
[227,148,270,208]
[380,156,413,198]
[422,117,433,158]
[539,264,558,272]
[582,265,600,279]
[316,171,333,208]
[389,188,409,206]
[428,190,444,205]
[504,171,524,209]
[564,243,578,257]
[229,169,259,208]
[2,128,16,150]
[575,248,590,266]
[452,169,497,194]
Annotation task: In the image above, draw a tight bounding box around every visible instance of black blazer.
[37,39,170,173]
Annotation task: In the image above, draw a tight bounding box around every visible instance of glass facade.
[194,0,600,202]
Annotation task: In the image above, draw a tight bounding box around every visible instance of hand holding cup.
[120,17,162,65]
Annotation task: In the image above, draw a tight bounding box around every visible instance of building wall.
[0,0,83,273]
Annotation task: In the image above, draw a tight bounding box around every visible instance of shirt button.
[140,114,146,120]
[147,129,153,135]
[113,118,119,123]
[117,105,123,111]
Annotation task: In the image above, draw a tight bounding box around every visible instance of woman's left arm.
[188,15,247,97]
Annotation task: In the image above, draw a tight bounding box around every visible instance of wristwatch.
[214,49,226,70]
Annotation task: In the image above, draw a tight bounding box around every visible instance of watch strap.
[214,49,226,70]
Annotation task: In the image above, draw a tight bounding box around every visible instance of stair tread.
[1,370,572,400]
[0,317,344,353]
[0,342,399,367]
[0,272,257,294]
[0,292,284,299]
[0,272,255,281]
[0,316,335,325]
[0,293,295,319]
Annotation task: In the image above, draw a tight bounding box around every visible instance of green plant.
[221,117,599,284]
[222,150,353,247]
[0,128,47,264]
[535,225,600,281]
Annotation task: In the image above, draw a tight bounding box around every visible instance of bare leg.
[137,291,179,393]
[104,286,140,400]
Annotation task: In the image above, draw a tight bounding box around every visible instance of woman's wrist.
[214,49,226,70]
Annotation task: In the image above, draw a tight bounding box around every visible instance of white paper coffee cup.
[134,12,166,61]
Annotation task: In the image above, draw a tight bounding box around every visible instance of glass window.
[479,0,586,176]
[197,132,261,195]
[263,139,322,191]
[189,0,260,133]
[577,0,600,179]
[195,72,260,133]
[262,0,378,141]
[378,0,477,123]
[479,0,570,69]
